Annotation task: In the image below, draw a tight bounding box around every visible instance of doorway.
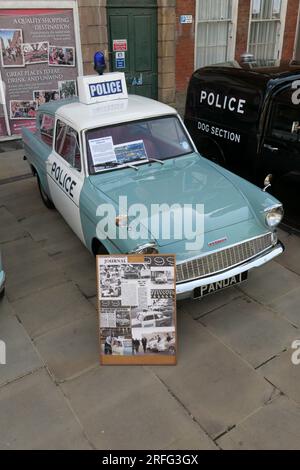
[107,0,158,99]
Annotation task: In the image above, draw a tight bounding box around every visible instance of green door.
[107,0,158,99]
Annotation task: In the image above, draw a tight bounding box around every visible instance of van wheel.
[37,176,55,209]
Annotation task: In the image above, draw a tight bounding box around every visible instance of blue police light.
[94,51,106,75]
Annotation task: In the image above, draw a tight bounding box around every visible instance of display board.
[0,1,82,139]
[97,254,177,366]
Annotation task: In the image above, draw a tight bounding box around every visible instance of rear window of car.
[38,113,55,147]
[85,116,194,174]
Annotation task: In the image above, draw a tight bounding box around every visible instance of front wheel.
[0,288,5,300]
[37,176,55,209]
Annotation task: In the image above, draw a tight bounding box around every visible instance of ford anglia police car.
[22,73,284,300]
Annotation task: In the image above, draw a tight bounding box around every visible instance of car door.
[260,85,300,226]
[261,86,300,177]
[47,118,86,243]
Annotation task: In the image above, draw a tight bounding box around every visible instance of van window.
[270,103,300,143]
[39,113,55,147]
[55,120,82,171]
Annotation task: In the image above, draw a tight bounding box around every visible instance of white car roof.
[54,95,177,131]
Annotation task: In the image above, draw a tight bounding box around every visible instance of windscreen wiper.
[148,158,164,165]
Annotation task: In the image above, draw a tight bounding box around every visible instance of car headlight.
[265,205,284,228]
[130,242,159,254]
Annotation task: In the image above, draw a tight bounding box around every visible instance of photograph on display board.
[33,90,60,108]
[97,254,177,365]
[0,28,24,67]
[22,41,49,65]
[48,46,75,67]
[58,79,77,99]
[10,100,37,120]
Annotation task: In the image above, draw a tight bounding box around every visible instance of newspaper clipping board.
[97,254,177,365]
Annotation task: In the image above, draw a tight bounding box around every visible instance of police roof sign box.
[77,73,128,105]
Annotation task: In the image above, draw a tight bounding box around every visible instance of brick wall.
[158,0,177,105]
[175,0,195,114]
[282,0,299,61]
[78,0,108,75]
[235,0,251,61]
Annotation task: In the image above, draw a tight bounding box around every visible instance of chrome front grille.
[176,233,273,284]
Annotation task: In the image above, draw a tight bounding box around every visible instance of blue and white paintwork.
[22,75,284,300]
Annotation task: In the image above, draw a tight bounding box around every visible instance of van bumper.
[176,242,284,300]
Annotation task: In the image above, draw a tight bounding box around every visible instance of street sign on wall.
[0,0,83,140]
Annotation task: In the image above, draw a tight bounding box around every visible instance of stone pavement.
[0,148,300,449]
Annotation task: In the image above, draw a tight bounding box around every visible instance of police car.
[23,72,284,300]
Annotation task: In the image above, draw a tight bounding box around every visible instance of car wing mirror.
[263,174,273,192]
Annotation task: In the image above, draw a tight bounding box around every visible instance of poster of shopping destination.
[0,6,81,138]
[97,254,177,366]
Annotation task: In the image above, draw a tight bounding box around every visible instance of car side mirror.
[263,174,273,192]
[292,121,300,134]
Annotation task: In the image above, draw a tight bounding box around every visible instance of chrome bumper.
[176,242,284,300]
[0,270,5,295]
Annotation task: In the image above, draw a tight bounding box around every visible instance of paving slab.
[0,369,92,449]
[2,237,67,302]
[179,287,241,319]
[276,233,300,276]
[0,206,28,244]
[62,366,217,450]
[217,396,300,450]
[260,349,300,406]
[34,314,99,382]
[0,149,29,180]
[0,298,43,387]
[268,286,300,327]
[12,281,96,339]
[201,297,298,368]
[52,250,97,298]
[0,178,45,220]
[20,210,69,243]
[238,261,300,305]
[151,313,275,439]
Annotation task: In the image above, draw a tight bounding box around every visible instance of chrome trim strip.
[176,232,273,266]
[176,242,284,300]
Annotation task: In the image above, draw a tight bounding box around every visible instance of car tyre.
[37,176,55,209]
[0,288,5,300]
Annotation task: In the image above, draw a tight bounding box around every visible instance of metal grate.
[176,233,273,284]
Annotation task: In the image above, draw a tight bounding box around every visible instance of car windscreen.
[85,116,194,174]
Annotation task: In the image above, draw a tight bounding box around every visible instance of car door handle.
[264,144,279,152]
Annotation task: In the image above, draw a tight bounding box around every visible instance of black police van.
[184,61,300,228]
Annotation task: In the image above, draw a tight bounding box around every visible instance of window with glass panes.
[195,0,237,68]
[248,0,286,66]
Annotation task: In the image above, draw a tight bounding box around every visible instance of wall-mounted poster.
[97,254,177,366]
[0,2,82,139]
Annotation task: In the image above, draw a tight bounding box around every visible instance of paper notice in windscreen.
[89,137,117,166]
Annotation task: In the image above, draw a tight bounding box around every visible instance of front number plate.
[194,272,248,299]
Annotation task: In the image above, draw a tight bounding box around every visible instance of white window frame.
[194,0,239,69]
[293,3,300,61]
[247,0,288,64]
